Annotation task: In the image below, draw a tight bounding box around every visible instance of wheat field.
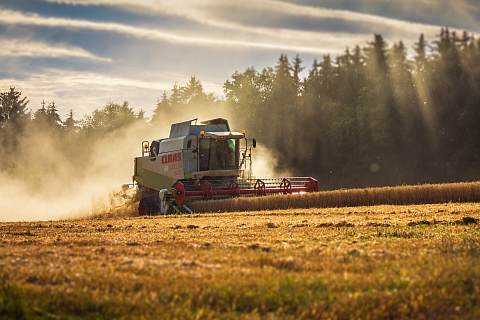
[1,200,480,319]
[188,181,480,213]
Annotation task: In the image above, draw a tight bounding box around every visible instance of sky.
[1,0,479,120]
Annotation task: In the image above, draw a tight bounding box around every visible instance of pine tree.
[151,91,170,124]
[64,109,78,132]
[169,82,183,112]
[413,34,428,72]
[136,109,146,121]
[33,100,48,125]
[180,76,205,106]
[365,34,389,78]
[291,54,304,95]
[270,54,297,170]
[46,101,62,129]
[0,87,30,166]
[0,87,30,131]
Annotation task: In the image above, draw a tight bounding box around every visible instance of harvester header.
[130,118,318,215]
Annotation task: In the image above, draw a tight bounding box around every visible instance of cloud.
[0,6,337,55]
[8,0,454,62]
[199,0,444,49]
[3,1,476,59]
[17,0,453,53]
[0,70,166,117]
[0,38,111,61]
[0,68,224,118]
[282,0,480,33]
[37,0,445,37]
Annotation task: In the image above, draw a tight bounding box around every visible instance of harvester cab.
[131,118,317,215]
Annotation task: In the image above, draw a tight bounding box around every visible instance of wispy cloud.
[17,0,452,52]
[38,0,445,37]
[0,7,339,55]
[282,0,480,33]
[0,38,111,61]
[0,68,223,117]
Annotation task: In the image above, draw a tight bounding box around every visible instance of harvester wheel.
[139,197,160,216]
[151,202,160,215]
[139,197,153,216]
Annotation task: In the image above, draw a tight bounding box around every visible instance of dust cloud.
[0,104,287,222]
[249,142,292,179]
[0,121,164,222]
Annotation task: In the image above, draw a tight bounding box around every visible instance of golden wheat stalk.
[187,182,480,213]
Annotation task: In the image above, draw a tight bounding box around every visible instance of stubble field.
[1,202,480,319]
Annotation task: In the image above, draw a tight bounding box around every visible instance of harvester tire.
[151,202,160,215]
[139,197,152,216]
[139,197,160,216]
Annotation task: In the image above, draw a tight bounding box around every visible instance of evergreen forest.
[1,29,480,190]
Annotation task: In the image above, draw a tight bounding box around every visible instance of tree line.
[1,28,479,190]
[224,28,480,189]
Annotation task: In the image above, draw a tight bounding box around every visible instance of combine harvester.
[131,118,318,215]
